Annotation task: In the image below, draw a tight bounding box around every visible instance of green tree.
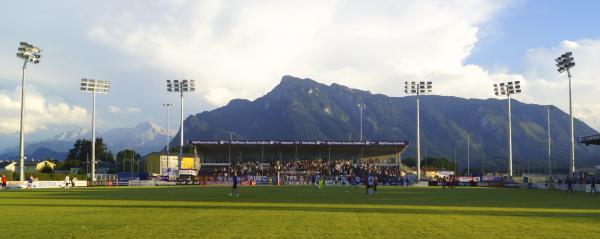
[116,149,142,173]
[40,164,53,173]
[169,145,195,154]
[403,157,455,171]
[404,157,416,168]
[423,156,455,170]
[64,138,113,169]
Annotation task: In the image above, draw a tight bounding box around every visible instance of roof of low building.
[580,134,600,145]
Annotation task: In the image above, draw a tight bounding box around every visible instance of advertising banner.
[191,140,408,146]
[7,180,85,189]
[197,176,271,186]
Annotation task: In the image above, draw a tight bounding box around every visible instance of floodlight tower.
[357,103,366,141]
[555,52,576,174]
[404,81,432,180]
[466,133,470,176]
[493,81,522,177]
[80,78,111,182]
[166,79,196,174]
[16,42,41,181]
[546,106,553,178]
[162,103,174,155]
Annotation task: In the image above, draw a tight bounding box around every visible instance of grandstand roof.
[191,140,408,147]
[579,134,600,145]
[190,140,409,164]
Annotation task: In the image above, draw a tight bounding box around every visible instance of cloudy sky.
[0,0,599,150]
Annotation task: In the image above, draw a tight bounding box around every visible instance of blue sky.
[467,0,600,71]
[1,0,600,150]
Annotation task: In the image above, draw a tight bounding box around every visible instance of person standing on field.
[567,176,573,194]
[27,175,33,189]
[367,174,374,195]
[590,175,596,194]
[373,174,378,194]
[64,175,70,190]
[230,173,239,197]
[1,175,7,190]
[441,177,446,189]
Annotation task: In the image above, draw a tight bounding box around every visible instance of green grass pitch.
[1,186,599,238]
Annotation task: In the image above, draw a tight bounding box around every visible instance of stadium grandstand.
[579,134,600,145]
[190,140,413,185]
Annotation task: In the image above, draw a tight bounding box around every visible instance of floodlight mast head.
[80,78,111,94]
[555,52,575,75]
[404,81,433,96]
[493,81,522,97]
[167,79,196,93]
[16,42,41,66]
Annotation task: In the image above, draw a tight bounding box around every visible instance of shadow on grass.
[2,186,599,211]
[0,202,599,220]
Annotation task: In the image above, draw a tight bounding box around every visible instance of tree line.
[45,138,145,174]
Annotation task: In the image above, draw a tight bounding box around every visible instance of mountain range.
[174,75,600,172]
[4,75,598,173]
[0,122,173,161]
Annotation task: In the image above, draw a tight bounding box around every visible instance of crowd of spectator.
[200,159,405,181]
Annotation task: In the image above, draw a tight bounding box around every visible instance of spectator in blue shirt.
[230,173,239,197]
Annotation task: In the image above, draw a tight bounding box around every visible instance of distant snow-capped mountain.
[0,122,173,161]
[54,128,90,141]
[104,121,173,154]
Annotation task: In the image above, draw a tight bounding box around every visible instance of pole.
[91,91,97,182]
[467,134,470,176]
[228,132,232,163]
[567,69,575,174]
[547,106,552,178]
[166,105,171,155]
[507,94,513,177]
[179,90,184,176]
[359,105,363,141]
[424,148,427,179]
[395,147,399,173]
[454,147,457,176]
[122,152,125,172]
[416,95,421,180]
[18,60,27,181]
[481,144,485,176]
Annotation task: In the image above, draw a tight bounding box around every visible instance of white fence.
[7,180,87,189]
[530,183,598,192]
[128,180,157,187]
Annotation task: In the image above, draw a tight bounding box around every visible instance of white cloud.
[0,87,88,135]
[86,0,509,105]
[5,0,597,140]
[108,105,141,113]
[108,105,122,113]
[522,39,600,131]
[127,107,141,113]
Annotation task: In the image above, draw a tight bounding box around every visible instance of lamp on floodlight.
[80,78,110,182]
[16,42,42,182]
[493,80,521,177]
[555,52,576,174]
[166,79,196,176]
[404,81,432,181]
